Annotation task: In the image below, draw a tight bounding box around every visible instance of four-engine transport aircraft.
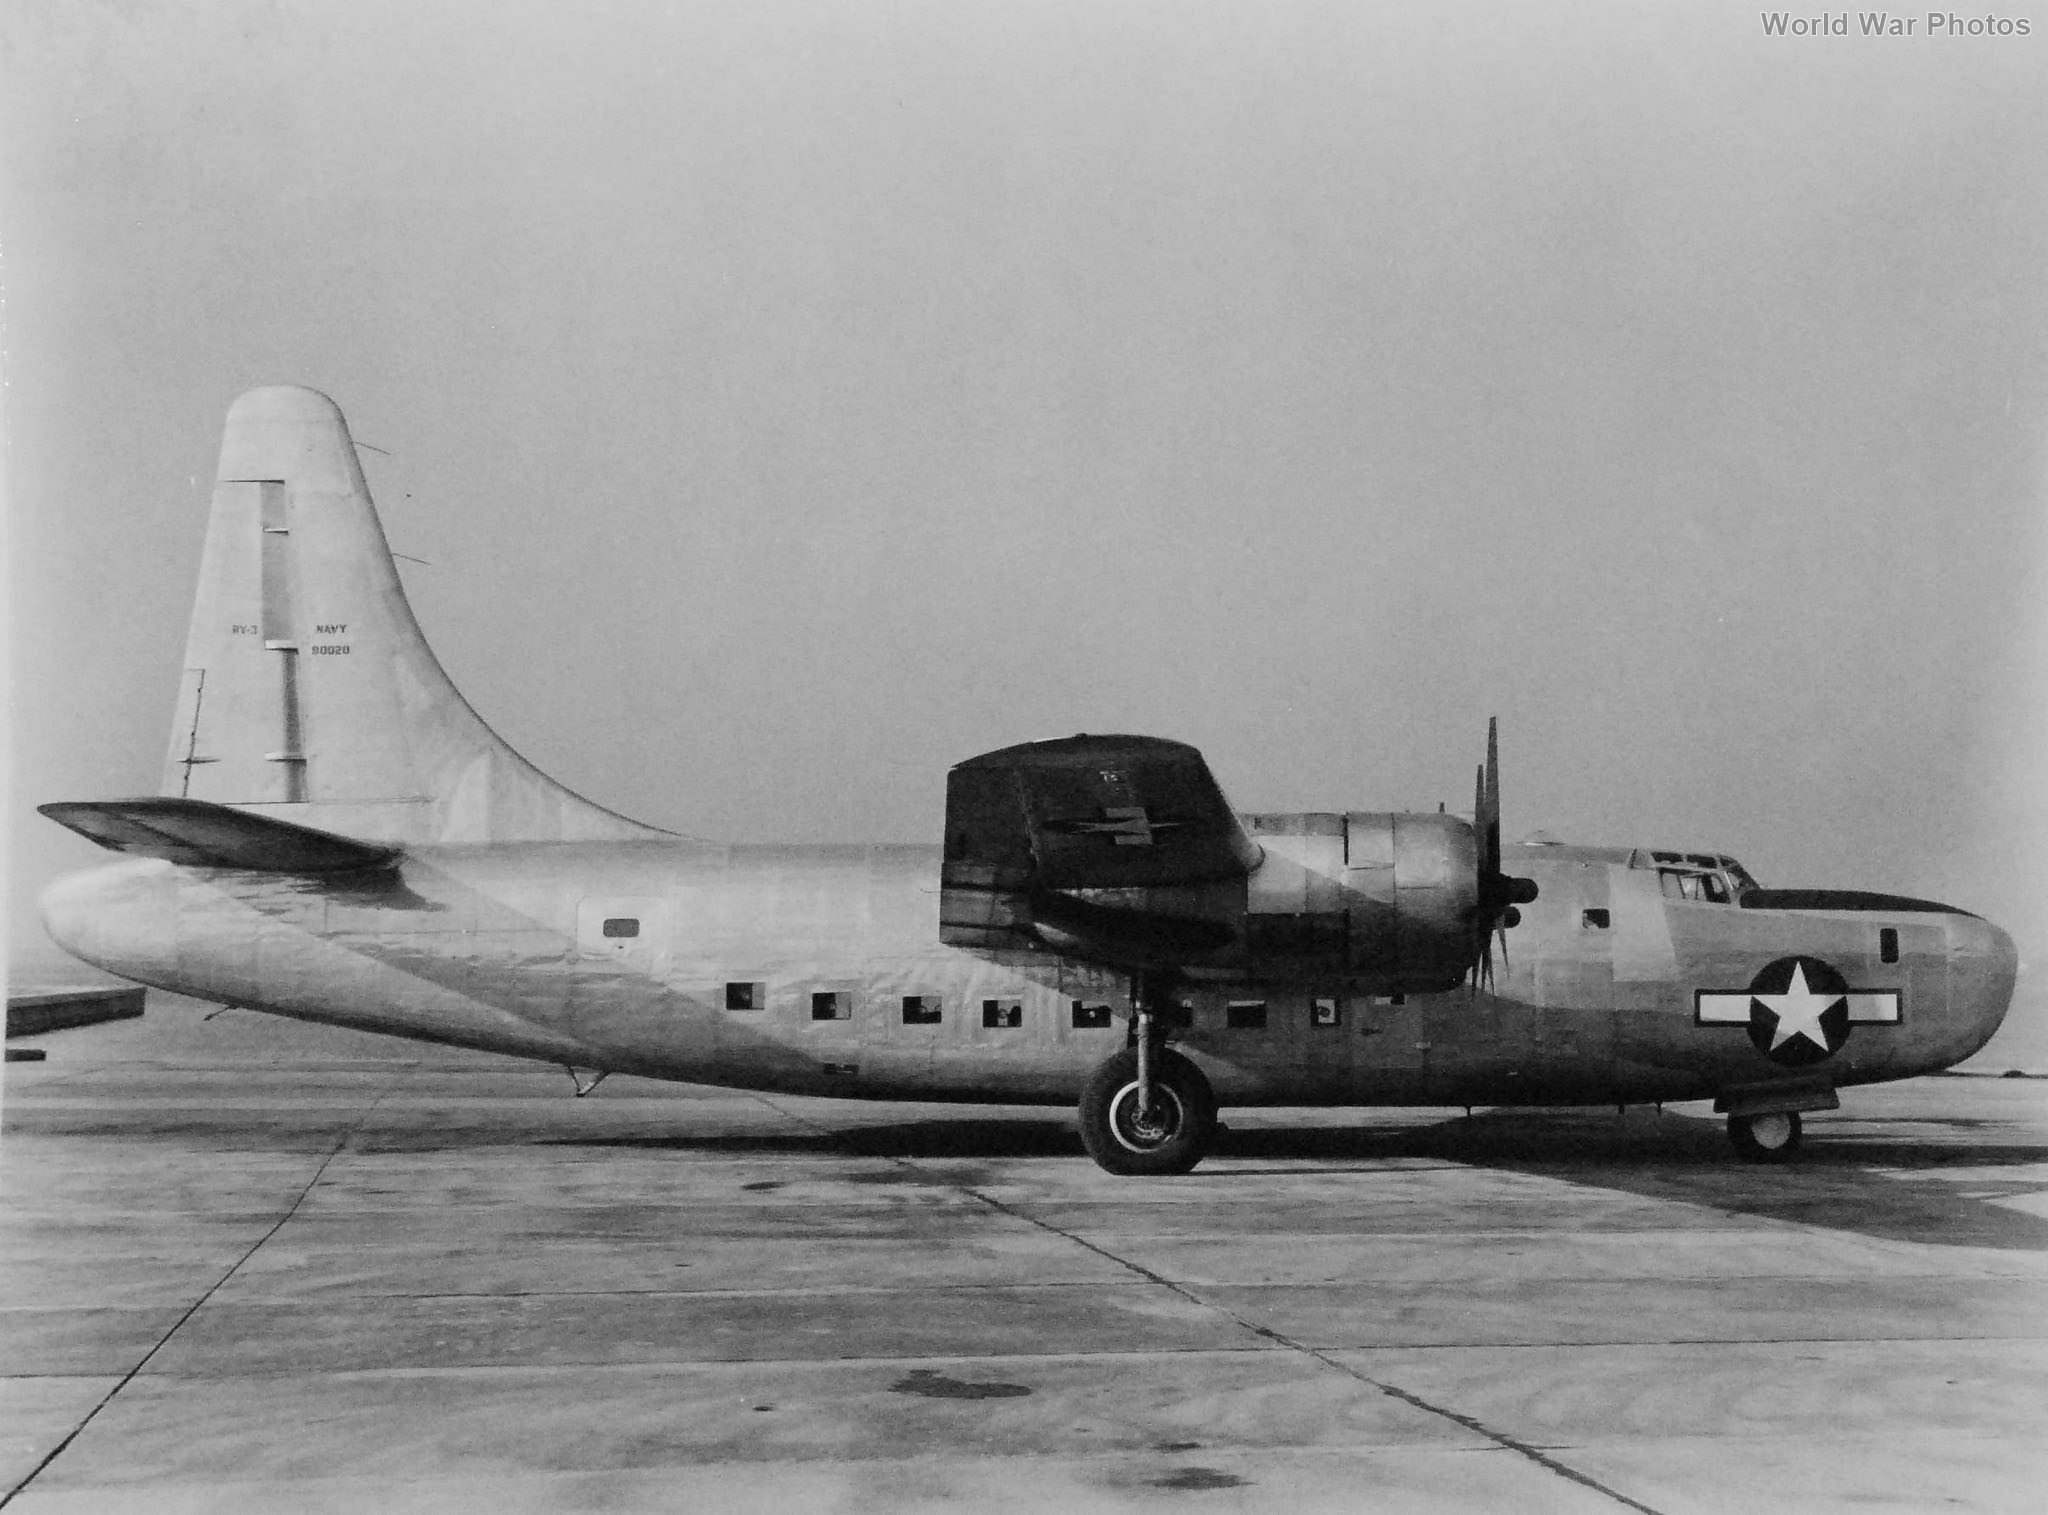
[39,387,2018,1174]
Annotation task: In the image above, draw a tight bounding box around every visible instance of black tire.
[1077,1048,1218,1176]
[1727,1110,1803,1163]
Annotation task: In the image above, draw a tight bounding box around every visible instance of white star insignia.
[1753,961,1843,1053]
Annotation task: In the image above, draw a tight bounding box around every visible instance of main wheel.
[1727,1110,1802,1163]
[1078,1048,1218,1176]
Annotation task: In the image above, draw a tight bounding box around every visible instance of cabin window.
[1226,1000,1267,1030]
[1312,997,1341,1027]
[812,991,852,1021]
[982,998,1022,1028]
[601,917,640,939]
[902,995,942,1025]
[1880,927,1899,964]
[1071,1001,1114,1029]
[1700,873,1729,903]
[725,981,765,1011]
[1582,908,1611,930]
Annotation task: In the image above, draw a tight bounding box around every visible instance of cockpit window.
[1645,850,1755,904]
[1660,865,1738,903]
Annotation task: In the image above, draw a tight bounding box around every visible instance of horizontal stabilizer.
[40,798,400,874]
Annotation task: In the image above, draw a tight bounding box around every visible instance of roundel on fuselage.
[1740,956,1852,1066]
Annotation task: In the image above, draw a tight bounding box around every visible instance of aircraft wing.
[940,736,1259,964]
[40,798,400,874]
[944,735,1261,890]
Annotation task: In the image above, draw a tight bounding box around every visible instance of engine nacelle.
[1239,810,1482,993]
[1337,811,1481,992]
[936,734,1528,992]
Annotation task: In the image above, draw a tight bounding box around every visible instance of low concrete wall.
[7,986,146,1037]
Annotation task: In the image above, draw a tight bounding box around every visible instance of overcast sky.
[6,0,2046,980]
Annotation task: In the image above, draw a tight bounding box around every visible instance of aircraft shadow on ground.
[538,1106,2048,1250]
[1334,1108,2048,1252]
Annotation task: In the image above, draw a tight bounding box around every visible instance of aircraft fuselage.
[42,834,2015,1110]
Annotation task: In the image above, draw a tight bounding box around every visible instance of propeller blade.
[1468,717,1536,997]
[1481,716,1501,883]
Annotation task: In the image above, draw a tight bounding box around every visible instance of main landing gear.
[1077,975,1217,1176]
[1727,1110,1803,1162]
[1078,1047,1217,1175]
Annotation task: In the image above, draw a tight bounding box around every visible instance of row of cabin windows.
[601,925,1368,1028]
[717,985,1371,1029]
[721,982,1115,1028]
[1231,998,1367,1027]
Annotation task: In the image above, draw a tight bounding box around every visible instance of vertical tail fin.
[164,386,669,844]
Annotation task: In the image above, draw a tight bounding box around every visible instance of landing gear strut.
[1077,975,1217,1175]
[1727,1110,1802,1162]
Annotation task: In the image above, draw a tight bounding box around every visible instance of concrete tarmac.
[3,993,2044,1513]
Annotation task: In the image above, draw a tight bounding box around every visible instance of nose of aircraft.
[1949,912,2020,1060]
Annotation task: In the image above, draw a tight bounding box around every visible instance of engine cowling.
[1238,810,1486,993]
[1338,811,1483,993]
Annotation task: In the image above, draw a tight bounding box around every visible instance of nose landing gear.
[1727,1109,1803,1162]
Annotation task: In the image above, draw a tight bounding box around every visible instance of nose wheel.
[1079,1048,1217,1176]
[1728,1110,1803,1162]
